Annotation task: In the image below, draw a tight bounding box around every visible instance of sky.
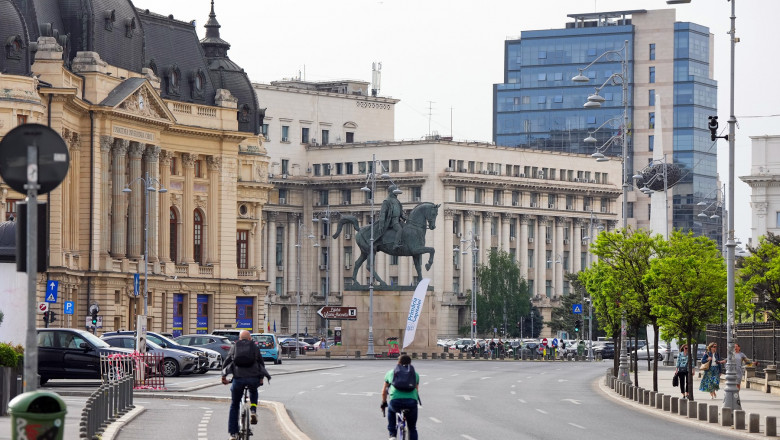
[133,0,780,246]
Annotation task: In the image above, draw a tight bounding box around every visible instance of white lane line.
[511,384,516,388]
[336,379,345,383]
[510,391,516,395]
[297,391,306,395]
[316,385,324,388]
[568,423,586,430]
[429,417,442,423]
[518,399,527,403]
[535,408,548,414]
[480,377,491,380]
[462,435,478,440]
[451,373,460,377]
[172,404,189,407]
[198,409,213,440]
[456,395,474,401]
[436,377,443,381]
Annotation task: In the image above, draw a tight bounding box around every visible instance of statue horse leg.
[421,247,435,271]
[369,247,388,286]
[352,251,367,285]
[413,254,424,282]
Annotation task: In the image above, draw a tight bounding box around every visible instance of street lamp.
[294,218,316,358]
[582,210,604,360]
[123,171,167,317]
[584,297,594,361]
[454,231,478,341]
[575,38,631,384]
[360,154,399,356]
[632,154,680,239]
[313,206,342,348]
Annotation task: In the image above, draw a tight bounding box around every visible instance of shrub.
[0,343,23,368]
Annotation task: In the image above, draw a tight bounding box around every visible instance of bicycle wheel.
[241,405,252,439]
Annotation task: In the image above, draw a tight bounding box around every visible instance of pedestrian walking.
[699,342,726,399]
[734,343,753,390]
[675,344,690,398]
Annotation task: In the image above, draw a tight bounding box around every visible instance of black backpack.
[233,339,256,367]
[391,364,416,392]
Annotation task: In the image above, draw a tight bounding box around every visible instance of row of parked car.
[36,327,286,385]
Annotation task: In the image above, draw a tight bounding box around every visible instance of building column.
[443,209,454,293]
[181,153,196,263]
[99,136,113,257]
[60,130,71,252]
[69,132,81,254]
[481,213,491,264]
[266,212,278,288]
[501,213,511,251]
[252,203,263,271]
[110,139,129,258]
[573,219,584,272]
[287,214,298,295]
[519,215,529,280]
[328,213,339,294]
[158,151,173,263]
[535,216,546,297]
[206,156,221,264]
[555,216,565,296]
[144,145,161,263]
[463,211,474,294]
[127,142,144,260]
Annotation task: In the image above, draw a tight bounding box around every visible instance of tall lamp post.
[294,218,316,358]
[574,38,631,383]
[454,232,478,340]
[313,206,342,349]
[123,171,167,317]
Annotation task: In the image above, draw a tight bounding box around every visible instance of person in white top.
[734,343,752,390]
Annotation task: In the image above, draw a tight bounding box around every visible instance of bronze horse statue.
[332,202,440,287]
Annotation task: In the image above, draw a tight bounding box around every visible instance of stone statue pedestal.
[328,285,437,356]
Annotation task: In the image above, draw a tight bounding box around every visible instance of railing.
[237,268,257,278]
[706,322,780,369]
[199,265,213,276]
[175,265,188,275]
[197,106,217,117]
[171,102,192,114]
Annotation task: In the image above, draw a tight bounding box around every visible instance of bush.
[0,343,23,368]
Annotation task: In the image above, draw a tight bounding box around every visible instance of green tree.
[580,263,622,367]
[737,232,780,321]
[546,291,581,338]
[473,250,529,337]
[645,230,731,401]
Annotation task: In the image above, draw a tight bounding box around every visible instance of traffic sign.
[64,301,74,315]
[572,304,583,314]
[542,338,548,346]
[86,316,103,329]
[472,319,477,326]
[0,123,69,195]
[552,338,559,347]
[45,280,59,303]
[37,302,48,313]
[133,273,140,297]
[316,306,358,320]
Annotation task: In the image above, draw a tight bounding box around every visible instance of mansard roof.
[1,0,32,76]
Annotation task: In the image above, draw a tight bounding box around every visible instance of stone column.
[69,132,81,254]
[100,136,113,257]
[206,156,221,264]
[144,145,161,262]
[555,216,565,296]
[60,130,71,252]
[443,209,454,293]
[126,142,144,260]
[110,139,129,258]
[463,211,474,293]
[519,215,529,279]
[574,219,585,272]
[329,213,339,294]
[481,213,491,264]
[158,151,173,263]
[287,214,298,294]
[536,216,547,297]
[267,212,278,288]
[501,213,511,251]
[253,203,263,272]
[181,153,196,263]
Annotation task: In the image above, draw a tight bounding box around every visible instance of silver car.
[175,334,232,368]
[101,335,199,377]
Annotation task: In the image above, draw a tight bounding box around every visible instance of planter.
[0,366,23,416]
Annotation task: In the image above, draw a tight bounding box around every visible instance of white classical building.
[742,135,780,245]
[255,80,622,340]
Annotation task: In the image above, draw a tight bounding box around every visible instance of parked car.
[251,333,281,364]
[211,329,243,343]
[103,330,210,374]
[174,334,232,369]
[36,328,134,385]
[595,342,615,359]
[631,344,675,361]
[279,340,313,354]
[449,339,475,352]
[101,335,199,377]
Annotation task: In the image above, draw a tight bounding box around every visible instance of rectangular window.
[415,159,423,171]
[528,219,535,238]
[538,50,547,59]
[537,96,546,104]
[649,90,655,107]
[537,73,547,81]
[335,163,343,175]
[649,135,654,151]
[301,127,310,144]
[491,217,498,236]
[345,162,353,174]
[313,164,321,176]
[649,43,656,60]
[411,186,422,202]
[554,95,563,103]
[649,112,655,129]
[545,280,552,297]
[170,157,177,176]
[628,202,635,219]
[546,250,552,269]
[563,251,570,271]
[390,255,399,265]
[453,277,460,293]
[194,159,203,178]
[391,160,400,172]
[17,115,27,125]
[321,129,329,145]
[554,72,563,81]
[261,124,269,138]
[342,189,351,204]
[281,125,290,142]
[275,277,283,295]
[346,132,354,143]
[528,250,534,268]
[236,230,248,269]
[475,189,483,204]
[455,187,465,203]
[649,66,656,84]
[528,280,534,296]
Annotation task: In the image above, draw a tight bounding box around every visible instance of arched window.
[169,208,178,263]
[194,209,204,264]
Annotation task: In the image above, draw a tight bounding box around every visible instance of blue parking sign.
[45,280,58,303]
[64,301,74,315]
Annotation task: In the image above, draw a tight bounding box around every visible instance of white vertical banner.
[402,278,430,349]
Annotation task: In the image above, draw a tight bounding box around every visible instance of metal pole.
[472,243,477,341]
[617,39,631,384]
[325,205,330,348]
[143,172,149,316]
[722,0,739,410]
[367,154,376,356]
[24,145,39,392]
[295,219,301,358]
[588,298,593,361]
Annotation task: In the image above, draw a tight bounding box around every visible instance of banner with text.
[402,278,430,349]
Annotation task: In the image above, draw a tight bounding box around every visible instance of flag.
[273,320,276,333]
[267,322,271,332]
[402,278,430,349]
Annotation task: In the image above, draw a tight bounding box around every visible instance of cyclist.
[381,354,420,440]
[221,330,271,440]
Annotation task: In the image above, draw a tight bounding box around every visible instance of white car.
[632,344,676,361]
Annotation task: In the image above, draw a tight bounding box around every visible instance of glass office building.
[493,9,720,243]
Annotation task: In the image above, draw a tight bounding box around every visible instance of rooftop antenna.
[427,101,435,137]
[371,62,382,97]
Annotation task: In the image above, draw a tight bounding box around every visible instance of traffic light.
[574,319,581,333]
[43,311,50,324]
[91,309,98,326]
[49,311,57,324]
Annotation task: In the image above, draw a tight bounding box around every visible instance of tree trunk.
[652,323,660,391]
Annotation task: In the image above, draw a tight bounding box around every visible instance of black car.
[596,343,616,359]
[37,328,134,385]
[102,330,209,373]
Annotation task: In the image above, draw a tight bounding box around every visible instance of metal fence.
[79,372,134,439]
[706,322,780,369]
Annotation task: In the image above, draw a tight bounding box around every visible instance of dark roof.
[0,221,16,260]
[99,77,146,107]
[1,0,32,76]
[139,9,216,106]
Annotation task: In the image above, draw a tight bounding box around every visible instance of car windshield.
[79,331,111,348]
[150,333,178,347]
[252,335,275,348]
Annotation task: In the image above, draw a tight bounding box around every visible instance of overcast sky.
[133,0,780,246]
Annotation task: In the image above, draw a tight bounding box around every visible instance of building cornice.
[253,83,399,104]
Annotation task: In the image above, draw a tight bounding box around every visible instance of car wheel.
[197,367,209,374]
[163,358,180,377]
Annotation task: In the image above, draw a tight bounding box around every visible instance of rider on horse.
[377,184,406,249]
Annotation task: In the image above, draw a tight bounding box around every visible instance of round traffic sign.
[38,302,49,313]
[552,338,559,347]
[542,338,548,346]
[0,123,69,195]
[472,320,477,326]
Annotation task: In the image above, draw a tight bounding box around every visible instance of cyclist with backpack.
[380,354,420,440]
[221,330,271,440]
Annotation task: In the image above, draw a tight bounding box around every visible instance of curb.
[261,400,311,440]
[101,406,146,440]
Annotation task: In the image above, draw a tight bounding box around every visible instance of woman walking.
[675,344,690,398]
[734,343,752,390]
[699,342,726,399]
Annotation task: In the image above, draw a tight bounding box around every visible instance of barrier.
[79,371,134,439]
[101,353,166,390]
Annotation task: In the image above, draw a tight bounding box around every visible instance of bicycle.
[227,379,254,440]
[382,404,409,440]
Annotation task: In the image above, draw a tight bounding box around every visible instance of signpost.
[64,301,74,315]
[572,304,583,314]
[37,302,48,314]
[45,280,58,303]
[316,306,358,320]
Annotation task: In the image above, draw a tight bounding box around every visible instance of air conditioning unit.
[492,171,499,175]
[282,137,289,142]
[528,237,534,243]
[494,201,501,206]
[460,169,468,173]
[530,203,538,208]
[518,173,525,177]
[590,179,596,183]
[482,170,490,175]
[474,236,479,241]
[573,178,580,182]
[264,136,271,142]
[344,233,351,240]
[315,201,321,206]
[268,173,274,178]
[564,239,570,245]
[457,232,463,238]
[454,263,460,270]
[277,265,284,271]
[548,204,555,209]
[445,167,454,172]
[306,167,312,173]
[546,238,552,244]
[566,205,573,210]
[581,240,588,246]
[319,264,327,270]
[311,138,317,144]
[601,207,607,213]
[342,201,350,205]
[514,172,520,177]
[510,236,515,242]
[282,174,288,179]
[279,197,286,205]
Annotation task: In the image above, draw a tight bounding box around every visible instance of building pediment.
[100,77,175,124]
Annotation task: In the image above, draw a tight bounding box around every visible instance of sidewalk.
[601,364,780,437]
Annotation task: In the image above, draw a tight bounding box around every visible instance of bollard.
[721,407,733,426]
[708,404,718,423]
[326,351,331,359]
[644,390,650,406]
[735,410,745,430]
[637,388,643,404]
[663,394,671,412]
[649,392,656,407]
[679,399,687,416]
[466,353,471,360]
[422,353,428,360]
[656,393,664,409]
[671,397,678,413]
[749,413,760,433]
[688,400,697,419]
[412,352,418,359]
[449,352,455,360]
[767,416,777,437]
[698,402,708,421]
[355,351,361,359]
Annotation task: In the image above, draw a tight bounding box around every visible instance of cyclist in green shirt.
[381,355,420,440]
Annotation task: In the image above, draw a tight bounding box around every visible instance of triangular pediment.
[100,78,175,123]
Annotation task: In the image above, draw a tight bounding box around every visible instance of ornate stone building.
[0,0,271,335]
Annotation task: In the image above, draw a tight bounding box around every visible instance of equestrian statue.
[331,184,440,287]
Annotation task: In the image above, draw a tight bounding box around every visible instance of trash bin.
[8,391,67,440]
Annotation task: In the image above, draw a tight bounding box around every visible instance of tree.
[580,263,622,371]
[645,230,732,401]
[737,232,780,321]
[473,250,530,337]
[546,291,581,339]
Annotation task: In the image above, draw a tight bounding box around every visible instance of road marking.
[423,382,430,385]
[461,435,478,440]
[562,399,581,405]
[518,399,527,403]
[316,385,324,388]
[516,380,522,383]
[436,377,443,381]
[456,395,474,401]
[298,391,306,395]
[198,409,213,440]
[451,373,459,377]
[429,417,442,423]
[510,391,516,395]
[535,409,548,414]
[336,379,345,383]
[511,384,516,388]
[557,379,569,382]
[568,423,586,430]
[337,392,378,397]
[480,377,491,380]
[172,403,189,407]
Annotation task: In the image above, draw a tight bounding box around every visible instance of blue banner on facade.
[197,294,209,334]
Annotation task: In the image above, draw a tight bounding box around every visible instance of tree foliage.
[473,249,530,337]
[737,232,780,321]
